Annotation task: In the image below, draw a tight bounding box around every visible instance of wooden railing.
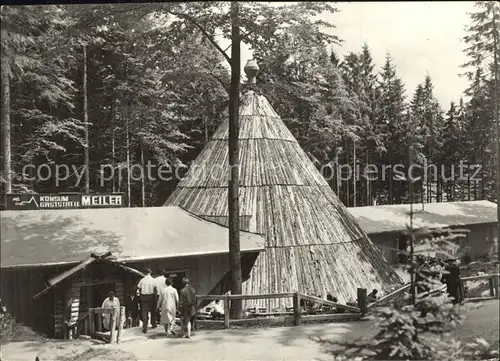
[65,312,90,339]
[367,284,410,310]
[365,273,500,311]
[460,273,499,302]
[83,306,125,343]
[195,289,366,329]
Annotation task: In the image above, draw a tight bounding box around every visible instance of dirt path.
[1,321,373,361]
[3,300,498,361]
[106,320,373,361]
[453,299,500,350]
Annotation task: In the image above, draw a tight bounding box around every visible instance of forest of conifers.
[1,2,498,209]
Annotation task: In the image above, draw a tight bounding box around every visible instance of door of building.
[164,271,187,292]
[80,282,115,309]
[398,233,408,264]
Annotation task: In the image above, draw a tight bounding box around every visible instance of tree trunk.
[366,149,370,206]
[467,162,471,201]
[83,44,90,193]
[205,116,209,144]
[409,144,416,306]
[117,105,124,193]
[353,139,357,207]
[228,1,242,319]
[451,164,455,201]
[126,103,131,207]
[492,3,500,242]
[389,160,393,204]
[112,98,117,193]
[141,140,145,207]
[1,57,12,200]
[345,138,350,206]
[336,156,341,200]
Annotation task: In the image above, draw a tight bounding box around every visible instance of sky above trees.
[229,1,475,108]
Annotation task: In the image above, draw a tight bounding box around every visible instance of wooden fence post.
[293,292,301,326]
[88,309,95,338]
[489,277,495,297]
[357,288,367,315]
[493,275,499,299]
[116,306,125,343]
[96,313,102,332]
[110,309,117,343]
[223,296,230,329]
[459,280,466,302]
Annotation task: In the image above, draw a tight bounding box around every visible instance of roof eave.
[364,220,497,236]
[1,247,265,270]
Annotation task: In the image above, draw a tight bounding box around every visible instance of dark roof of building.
[348,200,498,235]
[0,206,265,269]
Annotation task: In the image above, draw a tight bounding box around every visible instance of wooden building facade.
[0,206,264,338]
[348,200,498,264]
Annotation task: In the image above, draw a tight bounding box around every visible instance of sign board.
[5,193,125,211]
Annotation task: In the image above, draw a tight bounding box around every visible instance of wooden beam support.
[110,308,117,343]
[459,279,466,302]
[357,288,368,315]
[298,294,361,313]
[117,306,125,343]
[89,308,95,337]
[96,313,102,332]
[367,284,410,310]
[489,278,495,297]
[223,296,230,329]
[196,293,295,301]
[464,296,496,302]
[460,273,499,281]
[293,292,301,326]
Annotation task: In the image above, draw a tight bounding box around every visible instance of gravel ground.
[453,300,500,350]
[3,300,497,361]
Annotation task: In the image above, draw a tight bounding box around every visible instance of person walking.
[179,277,196,338]
[157,277,179,335]
[125,288,140,328]
[155,269,167,324]
[137,268,157,333]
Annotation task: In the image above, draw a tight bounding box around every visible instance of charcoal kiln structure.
[165,65,402,308]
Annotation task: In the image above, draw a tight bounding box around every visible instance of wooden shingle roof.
[348,200,498,235]
[165,90,403,306]
[0,206,265,269]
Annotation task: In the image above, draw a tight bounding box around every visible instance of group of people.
[101,268,198,339]
[134,268,197,338]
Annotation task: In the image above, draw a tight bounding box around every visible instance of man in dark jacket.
[125,288,140,327]
[179,277,196,338]
[443,260,461,304]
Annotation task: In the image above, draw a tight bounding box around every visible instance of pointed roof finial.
[244,59,259,85]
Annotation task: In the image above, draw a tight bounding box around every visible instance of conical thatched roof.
[165,90,402,307]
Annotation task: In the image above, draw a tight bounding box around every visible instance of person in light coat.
[101,291,120,331]
[157,277,179,335]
